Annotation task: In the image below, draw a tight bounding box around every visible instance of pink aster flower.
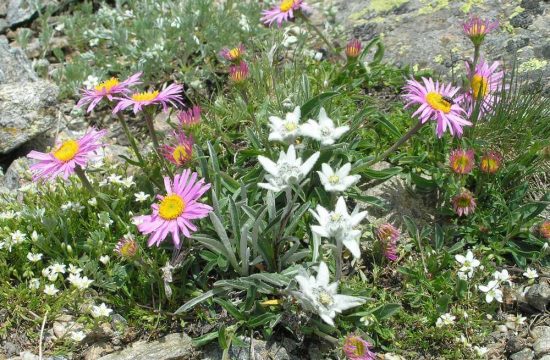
[133,170,213,248]
[112,83,184,114]
[114,237,138,259]
[403,77,471,138]
[343,334,376,360]
[461,59,504,117]
[219,44,245,62]
[462,16,499,46]
[345,39,362,59]
[27,128,107,181]
[449,149,475,175]
[480,150,502,174]
[160,131,194,166]
[261,0,311,27]
[229,61,250,83]
[177,106,202,127]
[539,221,550,240]
[452,190,476,217]
[77,72,142,113]
[377,223,400,261]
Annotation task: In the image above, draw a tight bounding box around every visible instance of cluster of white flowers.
[91,303,113,318]
[68,273,93,290]
[40,262,93,293]
[61,201,85,212]
[0,210,18,220]
[0,230,27,252]
[478,268,513,304]
[99,174,135,188]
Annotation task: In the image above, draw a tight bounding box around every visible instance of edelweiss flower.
[268,106,302,143]
[257,145,319,192]
[449,149,475,174]
[462,60,504,117]
[113,83,184,114]
[455,250,480,278]
[77,72,142,112]
[478,280,503,303]
[160,131,194,166]
[317,163,360,192]
[300,107,349,145]
[436,313,456,327]
[292,262,366,326]
[343,334,376,360]
[261,0,311,27]
[91,303,113,318]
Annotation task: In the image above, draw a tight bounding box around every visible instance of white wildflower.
[134,192,150,202]
[317,163,360,193]
[478,280,503,303]
[29,278,40,289]
[99,255,110,265]
[523,268,538,279]
[70,331,86,342]
[44,284,59,296]
[27,252,43,262]
[454,250,480,279]
[436,313,456,327]
[91,303,113,318]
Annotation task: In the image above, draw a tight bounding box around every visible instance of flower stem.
[116,113,146,165]
[334,236,343,282]
[143,110,174,179]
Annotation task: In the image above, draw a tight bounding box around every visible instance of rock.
[510,12,533,29]
[98,333,195,360]
[532,326,550,341]
[0,19,8,34]
[510,348,534,360]
[4,341,20,356]
[19,352,39,360]
[1,157,30,189]
[507,335,529,355]
[539,355,550,360]
[84,342,114,360]
[0,37,37,84]
[52,315,83,339]
[525,283,550,312]
[6,0,60,27]
[0,79,59,154]
[202,337,294,360]
[534,336,550,357]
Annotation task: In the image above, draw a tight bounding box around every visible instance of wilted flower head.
[229,61,250,83]
[219,44,245,62]
[261,0,311,27]
[345,39,362,59]
[177,106,201,127]
[449,149,475,174]
[114,237,138,258]
[480,151,502,174]
[77,72,142,113]
[113,83,184,114]
[160,131,194,166]
[452,190,476,217]
[403,78,471,138]
[462,16,499,46]
[376,223,400,261]
[343,334,376,360]
[27,128,107,182]
[462,60,504,117]
[539,221,550,239]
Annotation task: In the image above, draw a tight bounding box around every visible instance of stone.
[534,336,550,357]
[6,0,60,27]
[539,355,550,360]
[0,37,37,84]
[98,333,195,360]
[532,326,550,341]
[84,342,114,360]
[507,335,529,355]
[4,341,20,357]
[525,283,550,312]
[52,315,83,339]
[510,348,534,360]
[0,157,30,189]
[0,79,59,154]
[19,352,39,360]
[510,13,534,29]
[201,337,295,360]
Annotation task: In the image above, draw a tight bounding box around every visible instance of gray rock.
[507,335,529,355]
[510,12,533,29]
[0,36,37,84]
[6,0,60,27]
[538,355,550,360]
[510,348,534,360]
[4,341,20,356]
[525,283,550,312]
[2,157,31,190]
[532,326,550,341]
[0,19,8,34]
[98,333,196,360]
[0,79,59,154]
[202,338,295,360]
[534,336,550,357]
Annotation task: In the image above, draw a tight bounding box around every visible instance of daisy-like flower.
[523,268,538,279]
[452,190,476,217]
[480,151,502,174]
[436,313,456,327]
[493,269,512,285]
[27,252,43,262]
[462,16,499,46]
[462,60,504,117]
[11,230,26,244]
[345,39,362,59]
[300,107,349,145]
[229,61,249,83]
[317,163,360,193]
[478,280,503,303]
[377,223,400,261]
[134,169,213,248]
[455,250,480,278]
[261,0,311,27]
[88,197,97,207]
[50,263,66,274]
[114,237,138,258]
[449,149,475,174]
[292,262,366,326]
[77,72,142,113]
[343,334,376,360]
[113,83,184,114]
[27,128,107,182]
[68,264,82,275]
[257,145,320,192]
[29,278,40,289]
[403,78,471,138]
[219,44,245,62]
[134,192,150,202]
[177,106,202,127]
[91,303,113,318]
[160,131,194,166]
[44,284,59,296]
[539,221,550,239]
[268,106,302,143]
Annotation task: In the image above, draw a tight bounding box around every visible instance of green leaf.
[209,212,239,272]
[402,215,418,239]
[175,288,225,314]
[372,303,401,320]
[436,295,451,314]
[300,92,338,119]
[434,224,444,251]
[360,166,402,180]
[214,298,245,321]
[192,331,219,347]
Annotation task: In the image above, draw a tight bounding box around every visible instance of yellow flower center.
[229,48,241,59]
[458,197,471,208]
[328,175,340,184]
[348,338,366,356]
[158,194,186,220]
[120,241,137,258]
[172,145,189,165]
[284,122,298,132]
[471,24,486,36]
[330,213,342,222]
[318,291,333,306]
[453,156,470,172]
[471,75,489,99]
[131,90,159,102]
[481,158,498,173]
[426,92,452,113]
[94,77,119,93]
[52,140,80,162]
[280,0,295,12]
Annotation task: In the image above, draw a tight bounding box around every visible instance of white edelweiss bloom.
[268,106,302,143]
[435,313,456,327]
[258,145,320,192]
[27,252,43,262]
[68,264,82,275]
[29,278,40,289]
[68,274,93,290]
[91,303,113,318]
[88,197,98,207]
[300,107,349,146]
[523,268,538,279]
[70,331,86,342]
[44,284,59,296]
[454,250,480,278]
[292,262,366,326]
[505,314,526,331]
[134,192,150,202]
[493,269,512,285]
[11,230,26,244]
[478,280,503,303]
[317,163,360,193]
[50,263,66,274]
[99,255,110,265]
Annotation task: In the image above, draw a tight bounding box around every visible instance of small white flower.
[83,75,99,89]
[70,331,86,342]
[478,280,503,303]
[27,252,43,262]
[98,179,108,187]
[68,274,93,290]
[91,303,113,318]
[44,284,59,296]
[88,197,98,207]
[72,202,84,212]
[313,51,323,61]
[436,313,456,327]
[493,269,512,285]
[31,231,39,242]
[108,174,123,184]
[523,268,538,279]
[457,271,468,280]
[121,176,135,188]
[134,192,150,202]
[99,255,110,265]
[29,278,40,289]
[11,230,26,244]
[268,106,302,143]
[300,107,349,146]
[61,202,73,211]
[505,314,526,331]
[68,264,82,274]
[50,263,66,274]
[455,250,480,279]
[0,211,16,220]
[317,163,360,193]
[89,38,99,47]
[42,267,51,278]
[473,346,488,357]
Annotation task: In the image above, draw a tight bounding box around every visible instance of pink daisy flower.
[112,83,184,114]
[133,170,213,248]
[160,131,194,166]
[452,190,476,217]
[480,150,502,174]
[219,44,245,62]
[403,77,471,138]
[376,223,400,262]
[27,128,107,181]
[343,334,376,360]
[114,237,138,259]
[261,0,311,27]
[461,59,504,117]
[229,61,250,83]
[177,106,202,127]
[345,39,362,59]
[462,16,499,46]
[77,72,142,113]
[449,149,475,175]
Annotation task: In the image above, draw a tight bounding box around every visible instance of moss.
[518,58,548,73]
[418,0,449,15]
[459,0,484,13]
[349,0,408,21]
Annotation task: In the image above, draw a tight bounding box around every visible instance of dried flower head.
[449,149,475,174]
[114,237,138,258]
[480,151,502,174]
[452,190,476,217]
[539,221,550,239]
[377,223,400,261]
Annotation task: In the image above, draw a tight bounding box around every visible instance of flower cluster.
[376,223,400,261]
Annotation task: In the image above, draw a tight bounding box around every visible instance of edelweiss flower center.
[132,90,160,102]
[172,145,189,164]
[328,175,340,184]
[284,122,298,132]
[471,75,489,98]
[159,194,186,220]
[320,126,331,136]
[52,140,80,162]
[330,212,342,222]
[280,0,295,12]
[278,163,301,182]
[317,290,334,306]
[94,77,119,92]
[426,92,452,113]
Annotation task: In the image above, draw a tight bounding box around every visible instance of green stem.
[143,110,174,179]
[116,113,146,165]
